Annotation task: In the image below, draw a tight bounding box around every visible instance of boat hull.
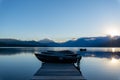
[35,54,78,63]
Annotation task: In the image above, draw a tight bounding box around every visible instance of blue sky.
[1,0,120,42]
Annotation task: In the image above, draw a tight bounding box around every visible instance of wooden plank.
[39,69,77,71]
[32,63,86,80]
[32,76,85,79]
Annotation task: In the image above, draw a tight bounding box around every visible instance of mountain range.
[0,36,120,47]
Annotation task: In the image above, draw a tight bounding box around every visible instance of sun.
[108,30,118,37]
[106,28,119,37]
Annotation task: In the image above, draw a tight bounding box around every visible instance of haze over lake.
[0,47,120,80]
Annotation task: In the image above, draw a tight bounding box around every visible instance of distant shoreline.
[1,36,120,47]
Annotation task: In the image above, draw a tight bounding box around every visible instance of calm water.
[0,47,120,80]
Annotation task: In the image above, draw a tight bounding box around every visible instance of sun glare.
[106,28,119,37]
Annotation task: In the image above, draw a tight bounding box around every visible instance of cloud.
[85,38,96,41]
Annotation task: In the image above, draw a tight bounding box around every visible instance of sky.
[1,0,120,42]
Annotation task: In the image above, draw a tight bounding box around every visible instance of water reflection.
[111,58,118,63]
[0,48,35,55]
[81,57,120,80]
[112,48,115,52]
[78,51,120,59]
[109,57,120,67]
[32,62,85,80]
[0,48,41,80]
[0,47,120,80]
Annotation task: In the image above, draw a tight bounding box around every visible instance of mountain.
[0,39,47,47]
[39,38,55,43]
[1,36,120,47]
[60,36,120,47]
[38,38,59,47]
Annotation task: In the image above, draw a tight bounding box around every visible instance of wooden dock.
[32,63,86,80]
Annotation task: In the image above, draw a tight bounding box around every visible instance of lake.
[0,47,120,80]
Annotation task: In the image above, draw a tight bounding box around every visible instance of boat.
[42,50,78,56]
[80,48,87,51]
[35,50,81,63]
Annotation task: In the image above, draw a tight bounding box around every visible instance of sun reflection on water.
[111,58,119,64]
[112,48,115,52]
[106,58,120,77]
[108,57,120,68]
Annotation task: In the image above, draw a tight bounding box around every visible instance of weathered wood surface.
[32,63,86,80]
